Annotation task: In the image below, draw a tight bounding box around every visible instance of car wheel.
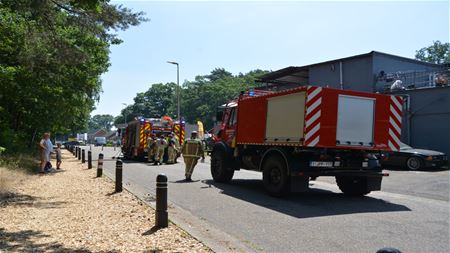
[406,156,423,170]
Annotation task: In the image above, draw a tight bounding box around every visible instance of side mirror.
[215,111,224,122]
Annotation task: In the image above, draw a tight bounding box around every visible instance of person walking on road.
[181,131,205,181]
[154,134,167,165]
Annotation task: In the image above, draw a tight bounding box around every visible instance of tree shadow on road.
[202,179,411,219]
[0,228,93,253]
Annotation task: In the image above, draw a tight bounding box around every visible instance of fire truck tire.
[336,176,371,196]
[262,155,289,197]
[211,150,234,182]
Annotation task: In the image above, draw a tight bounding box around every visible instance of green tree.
[206,68,233,81]
[114,83,178,126]
[0,1,146,152]
[88,114,114,131]
[415,40,450,64]
[137,83,178,118]
[114,69,268,129]
[181,69,268,128]
[114,105,134,126]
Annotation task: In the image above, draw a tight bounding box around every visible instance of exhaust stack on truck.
[211,86,403,196]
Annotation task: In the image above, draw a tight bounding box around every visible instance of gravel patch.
[0,150,212,252]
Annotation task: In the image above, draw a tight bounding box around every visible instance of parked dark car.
[63,141,81,147]
[381,142,448,170]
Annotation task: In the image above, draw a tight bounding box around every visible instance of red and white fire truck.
[211,86,403,196]
[122,116,185,160]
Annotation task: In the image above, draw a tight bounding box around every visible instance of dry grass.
[0,167,29,197]
[0,153,38,174]
[0,168,10,195]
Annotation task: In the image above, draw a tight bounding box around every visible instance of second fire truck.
[211,86,403,196]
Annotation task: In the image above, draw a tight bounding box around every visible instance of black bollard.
[88,151,92,169]
[82,149,86,163]
[155,174,168,228]
[97,153,104,177]
[75,147,78,158]
[115,159,123,192]
[78,147,81,160]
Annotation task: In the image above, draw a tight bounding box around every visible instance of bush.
[0,128,37,155]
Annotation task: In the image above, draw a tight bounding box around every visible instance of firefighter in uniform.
[181,131,204,181]
[147,134,157,162]
[167,133,179,164]
[154,134,167,165]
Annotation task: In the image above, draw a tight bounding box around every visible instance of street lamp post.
[122,103,127,125]
[167,61,180,122]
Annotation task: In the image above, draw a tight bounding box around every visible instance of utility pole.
[167,61,180,121]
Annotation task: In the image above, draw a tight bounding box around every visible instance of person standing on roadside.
[39,133,50,174]
[181,131,205,181]
[45,135,54,170]
[55,143,62,170]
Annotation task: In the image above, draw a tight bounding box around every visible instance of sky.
[92,0,449,117]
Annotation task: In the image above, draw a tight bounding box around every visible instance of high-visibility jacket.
[156,138,167,148]
[182,139,204,158]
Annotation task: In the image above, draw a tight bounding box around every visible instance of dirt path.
[0,150,211,252]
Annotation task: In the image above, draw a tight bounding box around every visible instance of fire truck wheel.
[211,150,234,182]
[336,176,371,196]
[262,155,289,197]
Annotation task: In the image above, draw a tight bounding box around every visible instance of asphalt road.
[81,146,450,253]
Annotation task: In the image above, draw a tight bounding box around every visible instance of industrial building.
[256,51,450,155]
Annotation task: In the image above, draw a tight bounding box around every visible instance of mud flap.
[290,175,309,193]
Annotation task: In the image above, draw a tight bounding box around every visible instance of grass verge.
[0,153,38,174]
